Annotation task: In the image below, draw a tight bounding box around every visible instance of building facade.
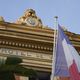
[0,9,80,80]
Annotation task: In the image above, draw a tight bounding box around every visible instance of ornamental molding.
[0,40,53,52]
[16,9,43,27]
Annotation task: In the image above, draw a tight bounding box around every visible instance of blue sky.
[0,0,80,34]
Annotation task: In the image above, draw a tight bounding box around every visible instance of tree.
[0,57,37,80]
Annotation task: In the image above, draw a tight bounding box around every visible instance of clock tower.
[16,9,43,28]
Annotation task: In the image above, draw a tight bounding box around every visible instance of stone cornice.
[0,21,53,36]
[0,39,52,54]
[0,21,80,41]
[0,22,80,52]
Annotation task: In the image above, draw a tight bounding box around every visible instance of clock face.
[25,17,38,26]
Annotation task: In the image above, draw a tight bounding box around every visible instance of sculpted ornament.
[16,9,42,27]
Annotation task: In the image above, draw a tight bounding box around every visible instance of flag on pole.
[54,25,80,80]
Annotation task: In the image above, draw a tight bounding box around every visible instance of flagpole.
[51,16,58,80]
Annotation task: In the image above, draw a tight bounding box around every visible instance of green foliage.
[14,65,37,77]
[0,65,37,77]
[0,72,15,80]
[5,57,22,65]
[0,57,37,80]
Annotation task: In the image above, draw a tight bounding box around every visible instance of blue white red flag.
[54,25,80,80]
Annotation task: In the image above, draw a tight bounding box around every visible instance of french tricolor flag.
[54,25,80,80]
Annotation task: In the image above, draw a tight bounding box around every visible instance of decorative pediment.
[16,9,43,27]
